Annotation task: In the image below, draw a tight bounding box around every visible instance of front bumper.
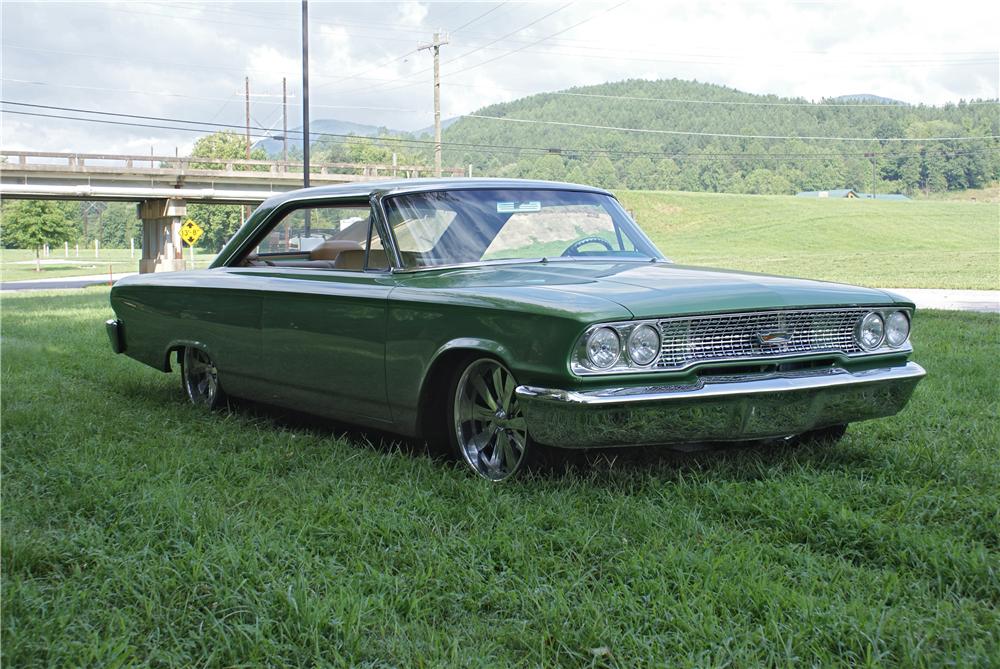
[105,318,125,354]
[515,362,925,449]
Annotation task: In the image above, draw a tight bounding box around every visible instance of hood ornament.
[757,331,792,345]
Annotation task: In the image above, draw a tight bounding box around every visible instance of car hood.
[395,261,905,319]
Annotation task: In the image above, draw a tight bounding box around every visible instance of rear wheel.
[181,347,226,409]
[449,357,530,481]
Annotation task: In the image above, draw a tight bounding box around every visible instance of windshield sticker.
[497,201,542,213]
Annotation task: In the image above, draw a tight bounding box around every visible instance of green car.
[107,179,925,481]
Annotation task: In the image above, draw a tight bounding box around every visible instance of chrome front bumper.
[515,362,926,449]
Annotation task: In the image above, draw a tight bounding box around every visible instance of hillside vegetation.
[442,79,999,196]
[616,190,999,289]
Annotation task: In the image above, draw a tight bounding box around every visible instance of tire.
[447,356,531,481]
[181,346,227,410]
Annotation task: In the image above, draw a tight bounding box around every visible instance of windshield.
[381,188,663,269]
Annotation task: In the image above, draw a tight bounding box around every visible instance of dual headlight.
[857,310,910,350]
[578,322,661,372]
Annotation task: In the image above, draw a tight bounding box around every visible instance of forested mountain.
[440,78,999,195]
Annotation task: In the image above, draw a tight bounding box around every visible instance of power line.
[0,78,432,114]
[4,102,997,161]
[450,2,510,33]
[461,113,1000,142]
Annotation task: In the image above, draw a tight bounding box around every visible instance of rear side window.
[238,201,389,271]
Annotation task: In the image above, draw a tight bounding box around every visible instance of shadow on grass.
[195,388,876,485]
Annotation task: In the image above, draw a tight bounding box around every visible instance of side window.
[243,202,390,272]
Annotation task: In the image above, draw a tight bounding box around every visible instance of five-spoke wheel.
[181,347,226,409]
[450,357,530,481]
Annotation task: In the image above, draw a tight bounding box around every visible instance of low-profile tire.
[800,423,848,445]
[181,346,227,409]
[447,356,531,481]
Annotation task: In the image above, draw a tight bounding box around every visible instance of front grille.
[656,308,866,370]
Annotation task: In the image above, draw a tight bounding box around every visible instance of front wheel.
[181,346,227,409]
[449,357,531,481]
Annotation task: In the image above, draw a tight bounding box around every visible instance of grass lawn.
[616,190,1000,290]
[2,288,998,666]
[0,248,215,283]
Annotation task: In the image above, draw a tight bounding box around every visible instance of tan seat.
[334,249,390,270]
[309,239,363,261]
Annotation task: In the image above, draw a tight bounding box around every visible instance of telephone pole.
[419,32,448,177]
[244,76,251,160]
[282,77,288,165]
[244,76,251,220]
[301,0,310,191]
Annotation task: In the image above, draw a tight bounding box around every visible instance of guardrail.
[0,150,465,179]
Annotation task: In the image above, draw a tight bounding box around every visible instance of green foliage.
[95,203,139,249]
[190,131,268,169]
[587,155,619,188]
[2,290,998,666]
[442,78,1000,194]
[0,200,77,261]
[188,204,246,252]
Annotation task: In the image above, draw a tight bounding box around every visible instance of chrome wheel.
[453,358,529,481]
[182,347,222,408]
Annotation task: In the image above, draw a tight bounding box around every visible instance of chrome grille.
[656,308,866,370]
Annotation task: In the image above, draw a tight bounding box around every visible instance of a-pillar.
[138,198,187,273]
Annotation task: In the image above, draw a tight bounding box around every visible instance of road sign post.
[180,219,204,270]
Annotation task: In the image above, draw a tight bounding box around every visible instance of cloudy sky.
[2,0,998,155]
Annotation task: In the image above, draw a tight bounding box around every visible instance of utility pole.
[244,76,251,220]
[864,151,877,199]
[419,32,448,177]
[301,0,311,236]
[244,76,251,160]
[282,77,288,166]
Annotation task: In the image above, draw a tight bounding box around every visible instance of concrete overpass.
[1,150,462,272]
[0,150,463,204]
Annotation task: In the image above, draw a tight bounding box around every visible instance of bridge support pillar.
[138,198,187,273]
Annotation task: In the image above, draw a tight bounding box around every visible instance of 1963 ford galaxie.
[107,179,925,480]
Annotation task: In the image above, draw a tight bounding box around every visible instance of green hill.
[441,78,999,196]
[615,189,999,289]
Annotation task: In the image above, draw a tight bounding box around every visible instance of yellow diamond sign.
[180,219,204,246]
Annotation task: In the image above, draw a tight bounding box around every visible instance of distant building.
[796,188,909,200]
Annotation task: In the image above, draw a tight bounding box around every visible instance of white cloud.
[1,0,996,154]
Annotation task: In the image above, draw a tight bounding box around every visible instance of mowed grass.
[2,288,998,666]
[616,190,1000,290]
[0,248,215,283]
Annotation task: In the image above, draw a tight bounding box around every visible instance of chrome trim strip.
[519,362,926,406]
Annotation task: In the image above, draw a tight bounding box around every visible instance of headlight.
[857,312,885,350]
[586,327,621,369]
[627,324,660,366]
[885,311,910,347]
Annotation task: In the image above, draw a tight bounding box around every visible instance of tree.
[190,131,268,169]
[0,200,76,271]
[587,156,619,189]
[97,202,140,248]
[531,153,566,181]
[625,156,655,190]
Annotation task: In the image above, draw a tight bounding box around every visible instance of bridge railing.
[0,150,465,179]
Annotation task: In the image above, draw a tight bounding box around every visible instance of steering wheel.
[561,236,615,257]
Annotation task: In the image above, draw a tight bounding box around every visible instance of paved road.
[2,274,997,313]
[1,272,137,291]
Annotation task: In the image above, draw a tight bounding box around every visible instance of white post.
[189,244,195,270]
[65,241,69,257]
[95,239,100,258]
[76,243,80,257]
[44,243,49,257]
[468,164,473,177]
[130,238,135,258]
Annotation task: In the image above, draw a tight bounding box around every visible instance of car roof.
[260,178,613,207]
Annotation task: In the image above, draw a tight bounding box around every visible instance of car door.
[243,200,396,427]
